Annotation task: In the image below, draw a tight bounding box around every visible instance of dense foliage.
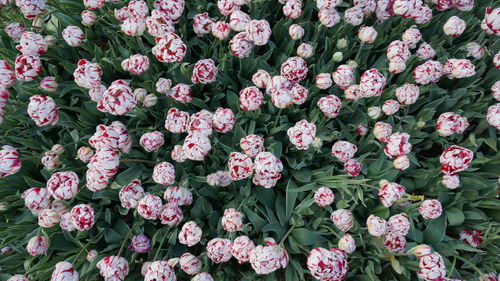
[0,0,499,280]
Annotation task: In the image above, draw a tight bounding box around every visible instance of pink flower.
[413,60,443,85]
[129,234,150,253]
[338,234,356,254]
[222,208,244,232]
[316,0,342,10]
[51,261,78,281]
[81,10,97,26]
[359,68,386,97]
[22,188,50,214]
[188,110,213,136]
[354,0,376,15]
[192,59,218,84]
[283,0,302,19]
[87,250,98,262]
[378,182,406,207]
[280,56,308,83]
[383,232,406,253]
[192,273,214,281]
[384,132,412,158]
[355,124,368,135]
[0,60,16,88]
[287,119,316,150]
[119,179,145,208]
[481,7,500,36]
[121,54,149,75]
[436,112,469,137]
[318,95,342,118]
[97,256,129,281]
[373,122,392,142]
[168,83,192,103]
[27,95,58,126]
[40,76,58,92]
[419,199,443,219]
[178,221,203,247]
[297,43,314,58]
[206,171,233,187]
[171,145,187,163]
[179,253,201,275]
[239,86,264,110]
[152,33,186,63]
[230,32,254,58]
[16,0,46,19]
[316,73,333,90]
[443,16,466,36]
[74,59,102,89]
[183,134,211,161]
[249,244,282,274]
[330,209,353,232]
[253,151,283,186]
[418,253,446,281]
[395,83,419,105]
[392,0,419,17]
[394,155,410,170]
[459,229,484,248]
[165,108,190,133]
[487,103,500,130]
[152,162,175,186]
[344,158,362,177]
[442,174,460,189]
[87,149,119,178]
[443,59,475,79]
[367,214,387,237]
[164,186,192,206]
[140,131,165,152]
[0,145,22,178]
[153,0,184,21]
[71,204,95,231]
[38,209,60,228]
[217,0,240,16]
[16,31,47,56]
[402,27,422,49]
[86,169,108,192]
[289,24,304,40]
[409,244,432,258]
[47,171,79,200]
[230,10,250,31]
[120,18,146,36]
[331,141,357,162]
[246,20,272,46]
[307,247,348,281]
[212,21,230,40]
[439,145,473,175]
[5,22,26,41]
[144,261,175,281]
[387,213,410,235]
[416,42,436,60]
[207,238,232,263]
[146,10,174,37]
[213,108,235,133]
[358,26,377,43]
[382,100,400,115]
[137,194,163,220]
[387,40,410,61]
[62,26,84,47]
[156,78,172,94]
[345,6,364,26]
[193,12,214,35]
[332,65,355,89]
[252,69,271,88]
[97,80,137,115]
[26,236,49,256]
[319,8,340,27]
[228,152,254,180]
[160,203,183,226]
[15,54,42,82]
[83,0,104,10]
[314,187,335,207]
[231,235,255,263]
[240,134,265,157]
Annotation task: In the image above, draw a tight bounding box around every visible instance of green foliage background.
[0,0,499,280]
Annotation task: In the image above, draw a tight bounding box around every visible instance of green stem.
[354,42,365,63]
[454,255,485,280]
[279,222,297,246]
[153,229,170,261]
[358,182,380,190]
[120,159,156,164]
[117,228,133,257]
